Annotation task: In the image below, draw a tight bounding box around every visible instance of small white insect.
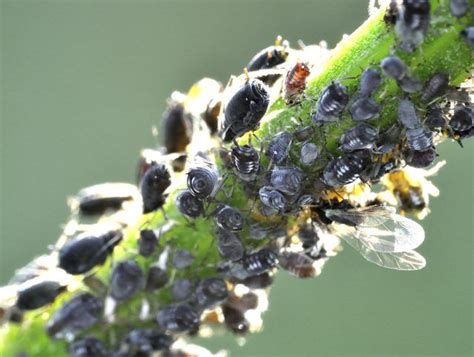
[325,205,426,271]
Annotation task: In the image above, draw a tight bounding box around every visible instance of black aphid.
[300,142,319,165]
[350,97,381,121]
[374,125,403,154]
[138,229,159,257]
[222,304,249,335]
[162,99,193,154]
[171,279,194,301]
[259,186,287,213]
[294,125,315,142]
[398,98,420,129]
[406,127,433,152]
[339,123,378,152]
[312,81,349,125]
[424,106,446,130]
[405,148,437,168]
[270,167,304,196]
[247,36,289,71]
[195,278,228,309]
[460,27,474,47]
[110,260,145,301]
[322,150,370,187]
[126,329,173,354]
[16,280,66,311]
[234,272,274,289]
[172,250,195,269]
[297,193,317,208]
[140,163,171,214]
[176,190,205,218]
[46,293,103,338]
[395,0,431,52]
[156,303,200,332]
[381,55,407,80]
[231,144,260,181]
[398,76,422,93]
[222,79,269,142]
[69,337,108,357]
[248,222,286,241]
[227,292,259,311]
[73,183,139,216]
[214,205,244,232]
[58,230,122,275]
[267,131,293,164]
[450,106,474,132]
[278,251,316,279]
[450,0,468,18]
[243,248,279,276]
[359,68,382,97]
[421,73,449,102]
[187,165,218,200]
[298,223,319,250]
[217,229,244,262]
[146,266,168,291]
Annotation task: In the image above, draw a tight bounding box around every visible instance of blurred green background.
[1,1,472,356]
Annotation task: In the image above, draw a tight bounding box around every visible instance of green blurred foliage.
[1,1,472,356]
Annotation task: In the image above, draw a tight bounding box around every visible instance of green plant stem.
[1,1,472,356]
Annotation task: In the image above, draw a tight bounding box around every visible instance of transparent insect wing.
[328,206,425,253]
[342,232,426,270]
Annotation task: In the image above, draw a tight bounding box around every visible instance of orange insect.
[284,62,310,105]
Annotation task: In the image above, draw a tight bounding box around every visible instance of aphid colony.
[1,2,473,356]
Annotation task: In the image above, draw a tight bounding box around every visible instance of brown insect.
[284,62,310,105]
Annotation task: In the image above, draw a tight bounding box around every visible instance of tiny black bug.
[222,78,270,142]
[172,250,195,269]
[214,205,244,232]
[270,167,304,196]
[424,105,446,130]
[300,142,319,165]
[195,278,228,309]
[110,260,145,302]
[146,266,168,291]
[138,229,159,257]
[247,36,290,72]
[222,304,249,335]
[322,150,370,187]
[69,337,108,357]
[126,329,173,354]
[226,292,259,311]
[398,75,422,93]
[404,147,437,168]
[176,190,205,218]
[460,27,474,47]
[381,55,407,80]
[421,73,449,102]
[171,279,194,301]
[450,0,468,18]
[140,163,171,214]
[156,303,200,332]
[16,280,66,311]
[359,68,382,97]
[243,248,279,276]
[297,223,319,250]
[395,0,431,52]
[187,165,218,200]
[350,97,381,121]
[71,183,140,216]
[339,123,378,152]
[266,131,293,164]
[46,293,103,338]
[406,127,433,152]
[58,230,122,275]
[258,186,287,214]
[450,105,473,133]
[162,98,193,154]
[374,125,403,154]
[398,98,421,129]
[284,62,311,105]
[294,125,315,142]
[217,229,244,262]
[231,144,260,181]
[312,81,349,125]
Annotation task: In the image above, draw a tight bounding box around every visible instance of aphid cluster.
[1,3,473,356]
